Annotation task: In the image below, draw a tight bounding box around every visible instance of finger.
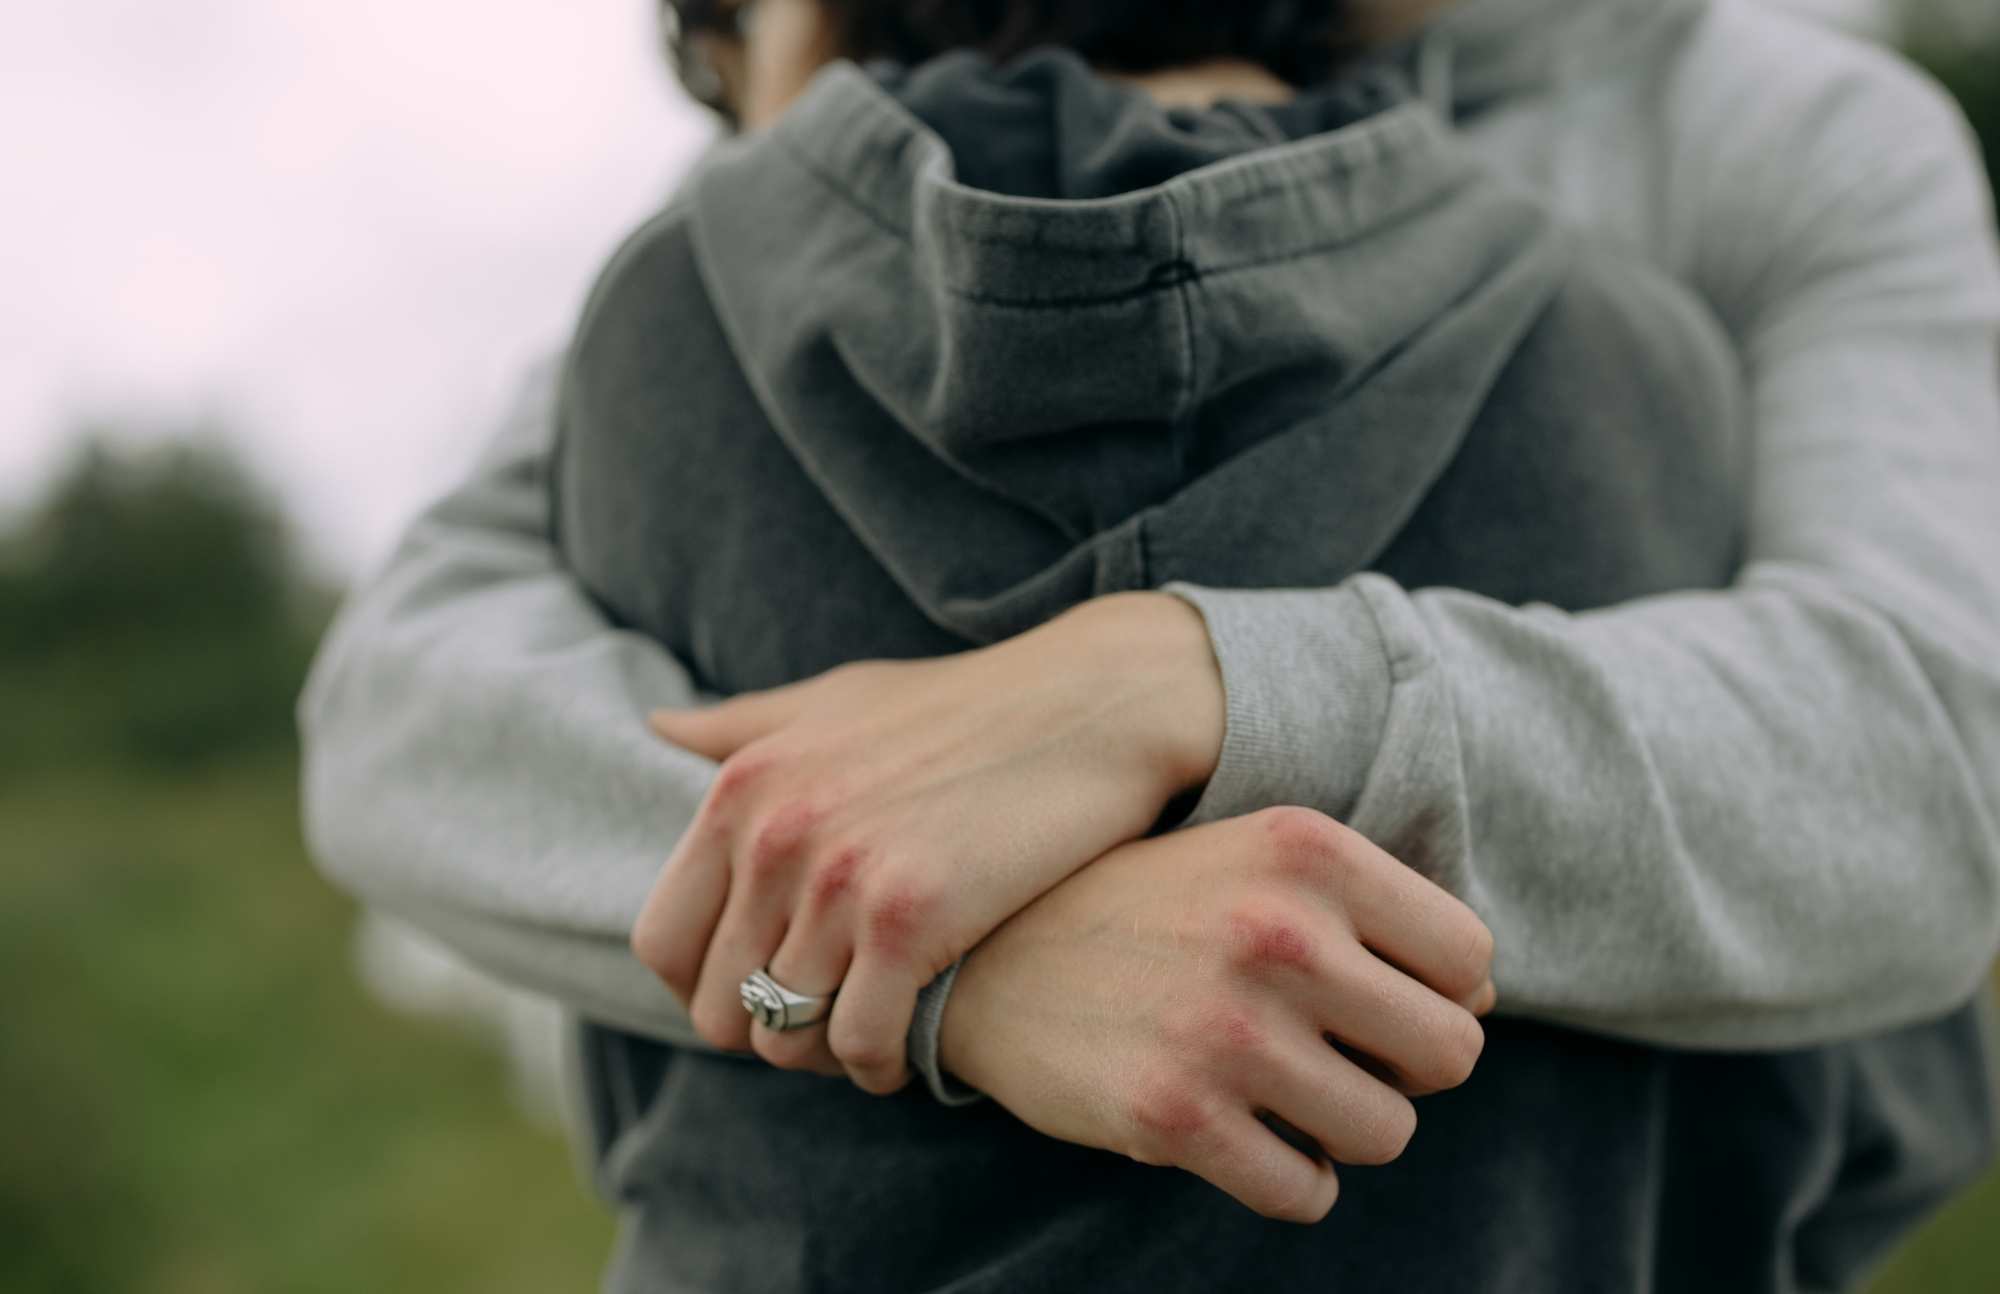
[628,820,733,1007]
[1166,1103,1340,1224]
[687,866,792,1053]
[825,952,922,1096]
[1462,978,1498,1018]
[1251,1027,1418,1167]
[648,683,813,761]
[749,913,855,1077]
[1315,944,1486,1096]
[1337,836,1494,1003]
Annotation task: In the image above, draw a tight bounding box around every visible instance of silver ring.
[740,968,836,1032]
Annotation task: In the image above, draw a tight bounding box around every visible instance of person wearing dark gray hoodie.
[300,1,2000,1290]
[539,16,1990,1294]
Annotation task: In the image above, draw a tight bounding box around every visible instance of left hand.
[629,591,1226,1093]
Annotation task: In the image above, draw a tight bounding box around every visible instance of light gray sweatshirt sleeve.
[298,361,721,1044]
[1167,64,2000,1049]
[299,360,976,1101]
[303,51,1997,1082]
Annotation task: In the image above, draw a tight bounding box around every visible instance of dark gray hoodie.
[552,51,1991,1294]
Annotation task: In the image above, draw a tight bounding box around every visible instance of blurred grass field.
[1,753,615,1292]
[0,445,615,1291]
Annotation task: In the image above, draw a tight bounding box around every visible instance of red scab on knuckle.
[1223,903,1319,978]
[805,843,869,913]
[1124,1073,1212,1162]
[1212,1006,1264,1057]
[862,880,932,957]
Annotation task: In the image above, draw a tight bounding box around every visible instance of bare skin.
[639,593,1231,1091]
[637,600,1496,1220]
[941,809,1494,1222]
[632,0,1496,1222]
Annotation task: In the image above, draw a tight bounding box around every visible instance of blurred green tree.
[1906,0,2000,202]
[1922,48,2000,197]
[0,428,328,772]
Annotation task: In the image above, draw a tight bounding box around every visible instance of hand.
[629,592,1226,1093]
[939,807,1497,1224]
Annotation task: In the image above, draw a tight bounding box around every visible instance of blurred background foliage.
[3,18,1997,1294]
[0,438,613,1292]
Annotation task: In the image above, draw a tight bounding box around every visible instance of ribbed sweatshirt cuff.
[1160,581,1394,828]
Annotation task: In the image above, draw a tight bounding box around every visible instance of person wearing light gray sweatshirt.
[300,0,2000,1289]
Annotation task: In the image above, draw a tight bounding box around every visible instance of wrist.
[1060,591,1225,800]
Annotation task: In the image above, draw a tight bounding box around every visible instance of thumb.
[649,685,810,761]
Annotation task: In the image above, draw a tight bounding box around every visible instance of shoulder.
[1665,0,1969,140]
[570,201,703,362]
[1647,1,1996,335]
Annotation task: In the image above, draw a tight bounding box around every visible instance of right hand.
[939,807,1497,1224]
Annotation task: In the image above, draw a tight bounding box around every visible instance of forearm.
[1169,562,2000,1049]
[1159,73,2000,1048]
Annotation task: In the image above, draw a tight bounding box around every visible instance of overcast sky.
[1,0,1916,577]
[2,1,708,575]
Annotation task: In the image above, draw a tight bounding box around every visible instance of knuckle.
[1253,806,1352,884]
[860,876,937,957]
[1122,1068,1214,1163]
[1166,996,1266,1068]
[827,1019,895,1076]
[1421,914,1494,1002]
[804,842,871,914]
[629,923,694,998]
[1451,919,1497,993]
[709,749,775,809]
[744,800,821,884]
[628,920,669,974]
[1221,902,1320,979]
[1348,1093,1419,1166]
[1253,1166,1330,1225]
[1430,1009,1486,1090]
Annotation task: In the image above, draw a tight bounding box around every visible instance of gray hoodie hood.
[561,25,1741,694]
[684,51,1584,643]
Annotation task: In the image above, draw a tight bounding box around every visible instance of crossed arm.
[301,64,2000,1221]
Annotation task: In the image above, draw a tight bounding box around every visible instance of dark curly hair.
[666,1,1356,115]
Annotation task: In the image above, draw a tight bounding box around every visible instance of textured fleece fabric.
[298,1,2000,1290]
[546,36,1984,1294]
[556,47,1750,1097]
